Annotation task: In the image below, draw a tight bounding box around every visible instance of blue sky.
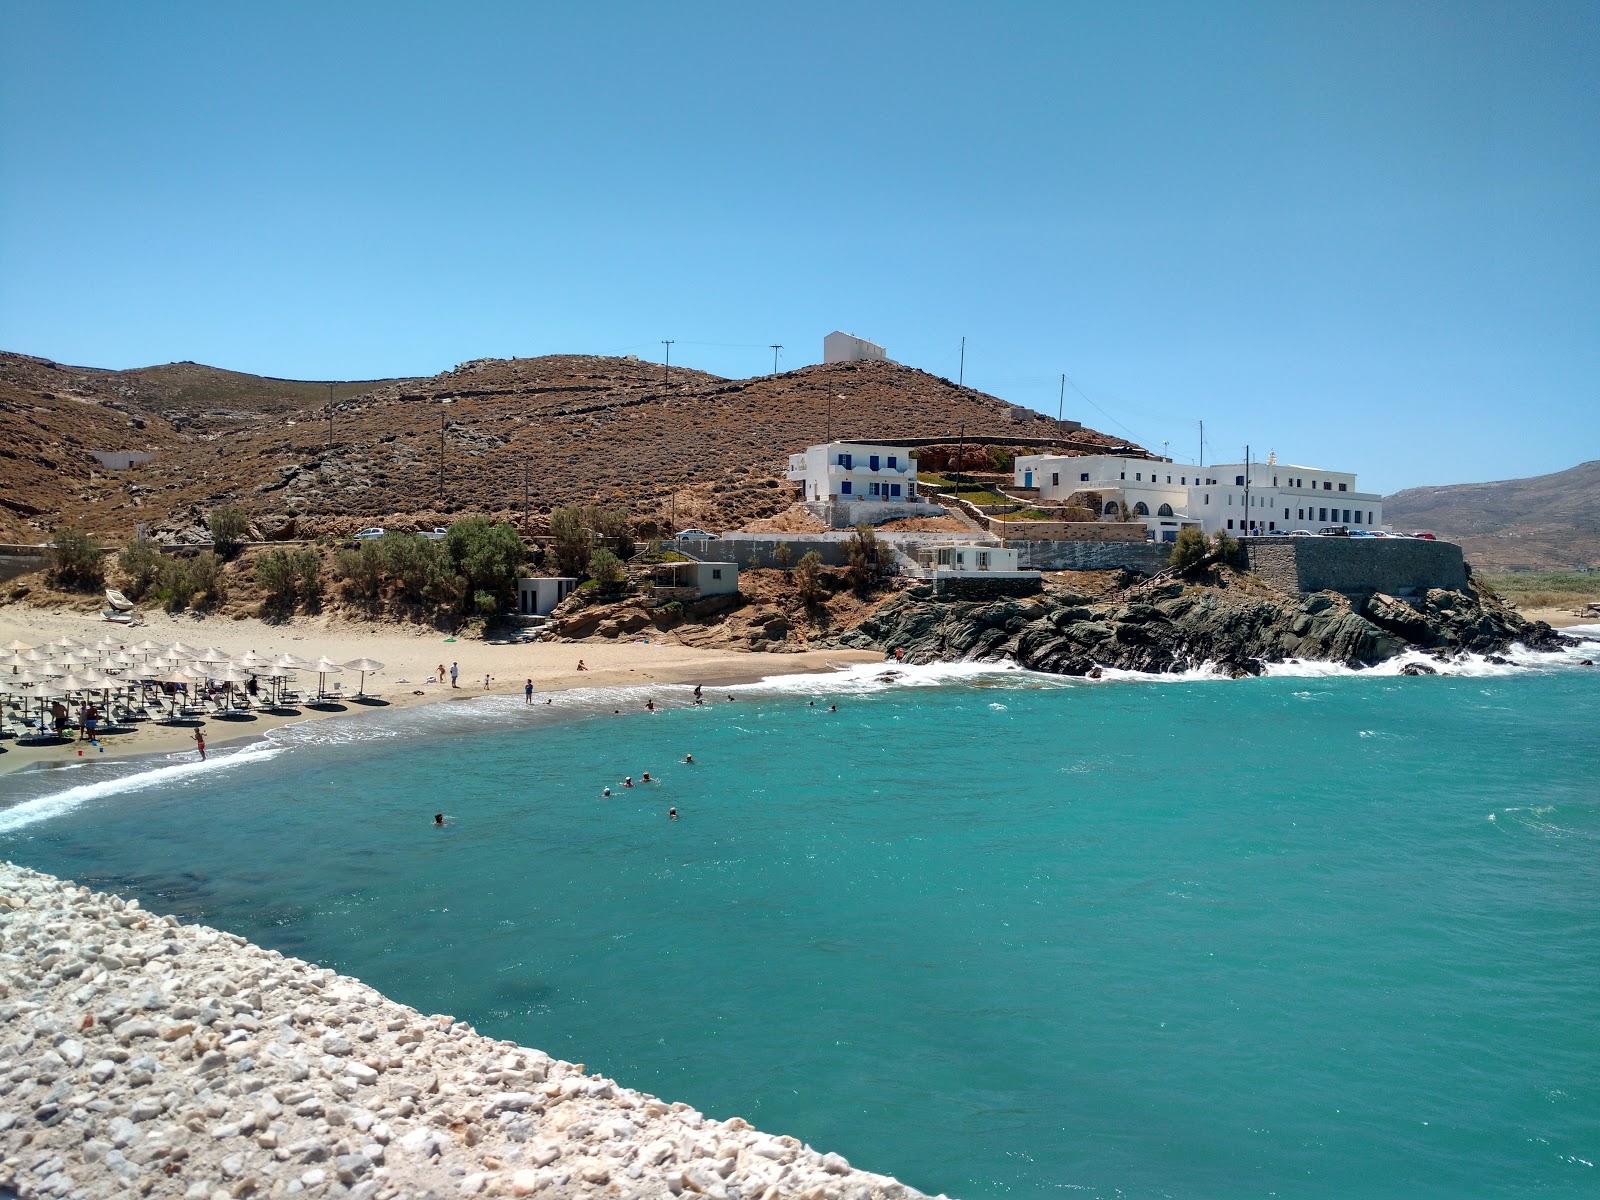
[2,1,1596,493]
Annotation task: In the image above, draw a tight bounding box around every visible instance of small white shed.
[517,576,579,616]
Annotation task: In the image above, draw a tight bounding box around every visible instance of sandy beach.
[0,607,881,777]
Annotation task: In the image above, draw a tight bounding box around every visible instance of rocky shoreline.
[0,863,934,1200]
[835,573,1571,677]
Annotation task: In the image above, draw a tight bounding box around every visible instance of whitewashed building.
[1012,451,1382,540]
[912,544,1021,572]
[823,331,888,364]
[788,442,919,504]
[517,576,579,616]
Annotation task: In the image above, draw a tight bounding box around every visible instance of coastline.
[0,861,935,1199]
[0,607,882,778]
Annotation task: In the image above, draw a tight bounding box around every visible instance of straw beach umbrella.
[4,639,34,652]
[341,657,384,696]
[310,656,343,699]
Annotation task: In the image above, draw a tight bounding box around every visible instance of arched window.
[1133,501,1150,516]
[1102,500,1118,515]
[1157,503,1174,517]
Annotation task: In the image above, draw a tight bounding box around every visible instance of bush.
[117,538,162,600]
[588,507,635,560]
[1168,526,1210,573]
[773,542,793,569]
[846,524,894,588]
[47,527,104,592]
[548,506,593,577]
[473,589,499,618]
[1211,529,1241,566]
[207,507,249,559]
[155,552,224,613]
[589,548,626,591]
[443,517,524,615]
[795,550,825,604]
[256,549,299,611]
[380,532,443,601]
[291,548,323,608]
[334,542,384,603]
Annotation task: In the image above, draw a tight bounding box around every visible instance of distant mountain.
[0,350,1129,544]
[1384,461,1600,571]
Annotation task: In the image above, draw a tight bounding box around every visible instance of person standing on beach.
[483,673,491,690]
[524,679,534,704]
[84,703,99,744]
[192,726,206,761]
[449,662,459,688]
[437,663,446,684]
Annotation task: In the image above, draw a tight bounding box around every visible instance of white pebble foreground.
[0,863,941,1200]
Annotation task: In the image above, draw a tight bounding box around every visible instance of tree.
[47,528,104,592]
[772,542,793,569]
[291,548,324,609]
[443,516,524,615]
[588,507,635,560]
[548,505,593,577]
[1211,529,1241,566]
[256,549,299,612]
[1168,526,1209,574]
[117,538,163,600]
[794,550,825,604]
[207,507,250,559]
[846,524,894,588]
[589,548,626,591]
[334,542,384,603]
[380,532,443,601]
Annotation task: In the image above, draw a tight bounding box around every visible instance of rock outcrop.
[0,863,932,1200]
[834,575,1566,677]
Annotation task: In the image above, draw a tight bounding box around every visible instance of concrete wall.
[990,520,1148,541]
[671,535,854,568]
[1011,540,1175,573]
[802,497,942,528]
[1242,537,1468,598]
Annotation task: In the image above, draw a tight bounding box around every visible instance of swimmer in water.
[646,698,655,712]
[682,753,694,764]
[623,777,634,788]
[829,703,837,712]
[434,813,444,826]
[668,807,678,821]
[641,771,653,783]
[602,788,612,797]
[807,699,815,707]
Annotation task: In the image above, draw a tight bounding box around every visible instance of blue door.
[1024,471,1033,488]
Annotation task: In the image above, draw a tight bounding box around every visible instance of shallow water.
[4,647,1599,1198]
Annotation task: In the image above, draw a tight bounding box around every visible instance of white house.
[1012,451,1383,539]
[653,561,739,597]
[517,576,579,616]
[912,544,1022,572]
[788,442,921,505]
[823,331,888,365]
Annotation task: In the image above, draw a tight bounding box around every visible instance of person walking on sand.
[524,679,534,704]
[449,662,460,688]
[192,726,207,761]
[483,673,491,690]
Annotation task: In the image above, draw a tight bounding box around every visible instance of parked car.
[1317,526,1350,537]
[420,527,448,541]
[674,528,718,540]
[1348,530,1379,538]
[353,527,385,540]
[1287,529,1315,536]
[1411,531,1438,540]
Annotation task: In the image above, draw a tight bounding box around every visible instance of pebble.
[0,861,938,1200]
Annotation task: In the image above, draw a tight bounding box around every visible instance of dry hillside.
[0,350,1130,544]
[1384,460,1600,571]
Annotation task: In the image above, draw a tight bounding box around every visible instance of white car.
[420,527,448,541]
[353,527,385,541]
[675,528,718,540]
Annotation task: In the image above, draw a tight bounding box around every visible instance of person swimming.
[681,753,694,764]
[623,777,634,788]
[434,813,444,826]
[829,703,837,712]
[641,771,653,783]
[668,807,678,821]
[602,787,612,797]
[645,698,655,712]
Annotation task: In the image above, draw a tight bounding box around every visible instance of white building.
[823,331,888,365]
[652,561,739,597]
[1012,452,1383,540]
[517,576,579,616]
[912,544,1021,572]
[788,442,920,505]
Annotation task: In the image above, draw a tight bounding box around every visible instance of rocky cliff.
[833,572,1568,676]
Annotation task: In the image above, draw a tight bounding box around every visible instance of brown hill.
[0,350,1130,544]
[1384,460,1600,571]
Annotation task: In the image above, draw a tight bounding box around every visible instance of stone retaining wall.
[1241,537,1468,598]
[0,862,933,1200]
[1009,540,1174,574]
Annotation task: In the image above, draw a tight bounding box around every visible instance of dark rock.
[1399,662,1438,676]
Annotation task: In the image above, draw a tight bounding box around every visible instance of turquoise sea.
[3,638,1599,1199]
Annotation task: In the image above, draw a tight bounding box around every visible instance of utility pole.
[958,337,965,387]
[1057,374,1065,426]
[1241,444,1254,537]
[1163,440,1169,461]
[1199,420,1205,468]
[439,411,446,502]
[828,393,837,443]
[522,461,529,531]
[327,383,334,447]
[956,423,966,493]
[661,340,674,385]
[769,344,782,375]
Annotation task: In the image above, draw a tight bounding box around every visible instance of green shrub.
[549,506,593,577]
[773,542,793,569]
[207,507,249,559]
[117,538,162,599]
[846,524,893,588]
[589,548,626,590]
[256,549,299,610]
[290,548,323,608]
[443,517,524,615]
[47,527,104,592]
[1211,529,1241,566]
[334,542,384,602]
[1168,526,1209,573]
[380,532,443,600]
[473,589,499,618]
[795,550,825,604]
